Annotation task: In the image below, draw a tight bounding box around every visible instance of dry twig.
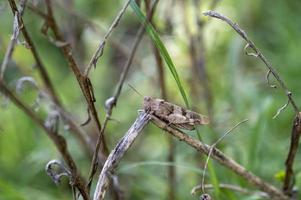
[201,119,248,194]
[7,0,94,158]
[150,115,289,200]
[93,112,150,200]
[84,0,131,76]
[0,0,27,79]
[7,0,60,105]
[203,10,299,115]
[0,80,89,200]
[43,0,109,156]
[203,10,301,198]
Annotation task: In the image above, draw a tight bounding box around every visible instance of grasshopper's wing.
[186,111,210,125]
[166,113,195,130]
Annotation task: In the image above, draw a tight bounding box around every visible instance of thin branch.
[191,183,269,199]
[43,0,109,155]
[203,10,299,115]
[86,0,159,192]
[201,119,248,193]
[26,1,143,71]
[150,115,289,200]
[7,0,95,159]
[0,80,89,200]
[283,112,301,195]
[8,0,60,106]
[0,0,26,79]
[1,0,27,79]
[84,0,131,76]
[93,112,151,200]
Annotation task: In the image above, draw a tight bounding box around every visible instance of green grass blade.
[130,1,189,107]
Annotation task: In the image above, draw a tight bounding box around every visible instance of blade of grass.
[130,1,189,107]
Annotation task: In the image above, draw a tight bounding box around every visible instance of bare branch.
[0,80,89,200]
[43,0,109,155]
[150,115,289,200]
[203,10,299,115]
[7,0,94,158]
[26,0,143,71]
[93,112,150,200]
[84,0,132,76]
[8,0,61,106]
[1,0,27,79]
[201,119,248,193]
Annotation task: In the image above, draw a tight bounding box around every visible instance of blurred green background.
[1,0,301,199]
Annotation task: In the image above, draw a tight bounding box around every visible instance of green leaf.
[130,0,189,107]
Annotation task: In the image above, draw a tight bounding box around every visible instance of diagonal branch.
[203,10,301,199]
[7,0,60,106]
[203,10,299,114]
[150,115,289,200]
[84,0,132,76]
[7,0,94,159]
[43,0,108,155]
[0,0,26,79]
[93,111,151,200]
[0,80,89,200]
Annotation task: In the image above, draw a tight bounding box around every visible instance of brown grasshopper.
[143,96,209,130]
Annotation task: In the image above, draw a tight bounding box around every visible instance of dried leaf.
[45,160,71,184]
[16,76,38,94]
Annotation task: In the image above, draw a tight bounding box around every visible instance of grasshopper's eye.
[144,96,151,101]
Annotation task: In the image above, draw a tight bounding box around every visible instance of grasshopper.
[143,96,209,130]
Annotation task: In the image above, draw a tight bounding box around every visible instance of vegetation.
[1,0,301,199]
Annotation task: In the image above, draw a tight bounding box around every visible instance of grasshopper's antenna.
[127,83,143,97]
